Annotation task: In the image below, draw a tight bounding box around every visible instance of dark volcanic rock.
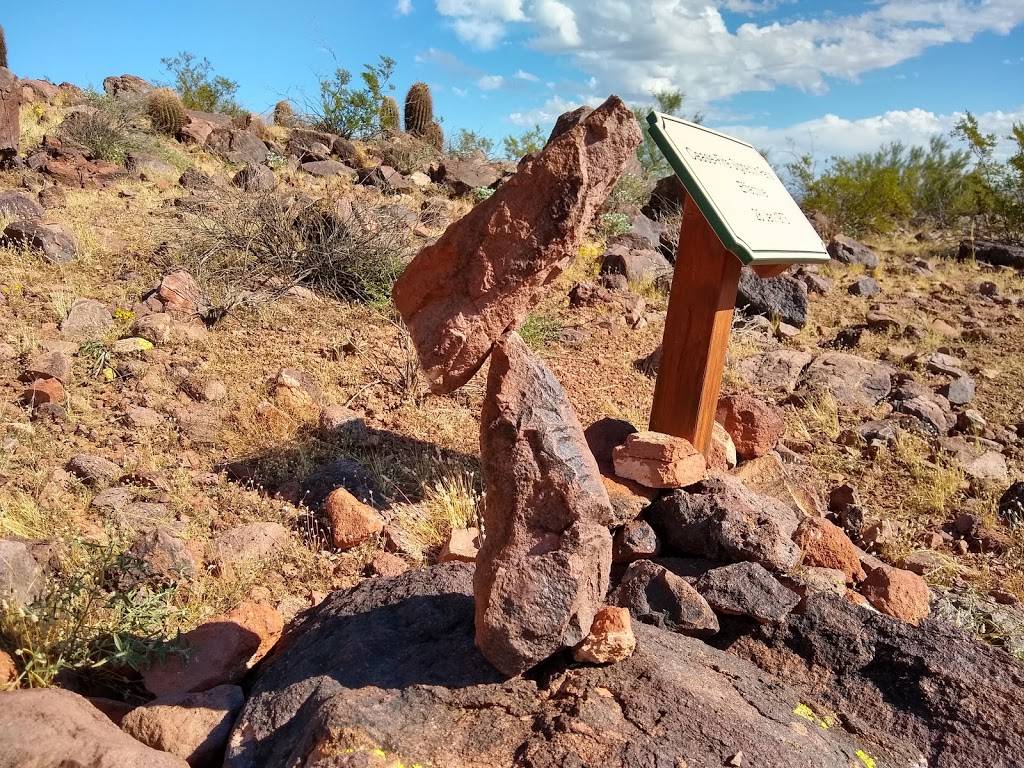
[827,234,879,267]
[958,239,1024,269]
[695,561,800,624]
[734,593,1024,768]
[474,332,613,676]
[3,219,77,263]
[610,559,719,636]
[392,95,642,394]
[225,564,922,768]
[736,267,809,328]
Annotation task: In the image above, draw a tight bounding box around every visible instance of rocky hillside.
[0,70,1023,768]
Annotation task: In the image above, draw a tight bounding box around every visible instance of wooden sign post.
[646,113,829,455]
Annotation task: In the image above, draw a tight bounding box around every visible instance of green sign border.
[647,112,829,266]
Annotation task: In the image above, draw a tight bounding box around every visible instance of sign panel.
[647,112,829,266]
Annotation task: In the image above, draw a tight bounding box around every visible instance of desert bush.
[952,112,1024,240]
[161,51,241,114]
[424,121,444,152]
[57,91,151,164]
[272,100,296,128]
[378,132,440,174]
[175,190,414,315]
[633,90,704,179]
[610,172,653,210]
[316,55,396,140]
[502,125,545,161]
[0,538,181,688]
[450,129,493,160]
[599,212,632,239]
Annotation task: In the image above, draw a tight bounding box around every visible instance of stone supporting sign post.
[646,113,829,454]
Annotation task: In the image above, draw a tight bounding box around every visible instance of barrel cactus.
[404,82,433,138]
[380,96,400,133]
[273,100,295,128]
[425,121,444,152]
[0,24,8,69]
[147,88,188,135]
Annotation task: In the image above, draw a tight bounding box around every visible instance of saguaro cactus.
[0,24,8,69]
[404,82,433,138]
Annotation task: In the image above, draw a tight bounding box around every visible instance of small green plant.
[404,82,433,138]
[502,125,545,161]
[599,212,632,239]
[146,88,188,134]
[519,312,562,349]
[0,538,182,688]
[161,51,241,114]
[79,341,112,378]
[317,55,396,140]
[380,96,400,133]
[473,187,494,203]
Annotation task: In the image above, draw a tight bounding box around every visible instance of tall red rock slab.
[0,688,189,768]
[475,332,614,676]
[0,68,18,162]
[393,96,642,394]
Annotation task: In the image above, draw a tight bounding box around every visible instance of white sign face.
[647,113,829,265]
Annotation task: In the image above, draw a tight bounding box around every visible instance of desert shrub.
[952,112,1024,240]
[473,186,495,203]
[610,172,653,210]
[633,90,704,179]
[161,51,241,114]
[502,125,546,161]
[175,190,414,314]
[450,129,494,160]
[378,132,440,174]
[519,311,562,349]
[599,212,632,239]
[57,91,151,164]
[0,538,181,688]
[316,55,396,140]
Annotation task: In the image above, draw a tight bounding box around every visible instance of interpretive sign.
[646,112,828,266]
[646,112,828,455]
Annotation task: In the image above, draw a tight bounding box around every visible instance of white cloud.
[434,0,1024,101]
[478,74,506,90]
[453,86,469,97]
[515,69,540,82]
[722,106,1024,162]
[507,94,605,126]
[396,0,413,15]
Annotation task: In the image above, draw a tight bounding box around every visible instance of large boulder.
[0,688,189,768]
[827,234,879,267]
[206,128,268,165]
[225,564,922,768]
[474,332,613,676]
[737,593,1024,767]
[957,239,1024,269]
[736,267,809,328]
[0,539,43,608]
[3,219,77,263]
[102,74,154,99]
[0,191,44,220]
[797,352,894,408]
[392,95,642,393]
[430,157,501,195]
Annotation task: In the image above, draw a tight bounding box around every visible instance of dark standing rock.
[474,332,614,676]
[362,164,414,194]
[0,191,44,220]
[828,234,879,267]
[179,167,216,191]
[958,239,1024,269]
[648,476,801,572]
[392,95,642,394]
[226,564,917,768]
[0,688,189,768]
[546,105,594,144]
[736,267,809,328]
[3,219,78,263]
[998,481,1024,527]
[612,520,660,562]
[600,242,672,284]
[102,74,154,98]
[610,559,719,636]
[0,68,20,162]
[695,561,799,623]
[231,163,275,192]
[642,173,687,219]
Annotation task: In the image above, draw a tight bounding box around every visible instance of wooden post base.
[649,195,741,455]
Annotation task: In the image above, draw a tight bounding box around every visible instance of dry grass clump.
[394,463,481,553]
[174,190,415,316]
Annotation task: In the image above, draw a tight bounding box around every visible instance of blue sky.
[4,1,1023,160]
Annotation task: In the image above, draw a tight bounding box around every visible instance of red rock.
[158,270,202,315]
[859,565,930,625]
[121,684,244,768]
[325,487,385,550]
[793,517,866,585]
[0,650,16,688]
[393,96,641,394]
[0,688,189,767]
[143,602,281,696]
[475,332,613,676]
[716,393,785,459]
[572,606,636,664]
[612,431,707,489]
[22,377,65,406]
[439,527,480,563]
[367,551,409,578]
